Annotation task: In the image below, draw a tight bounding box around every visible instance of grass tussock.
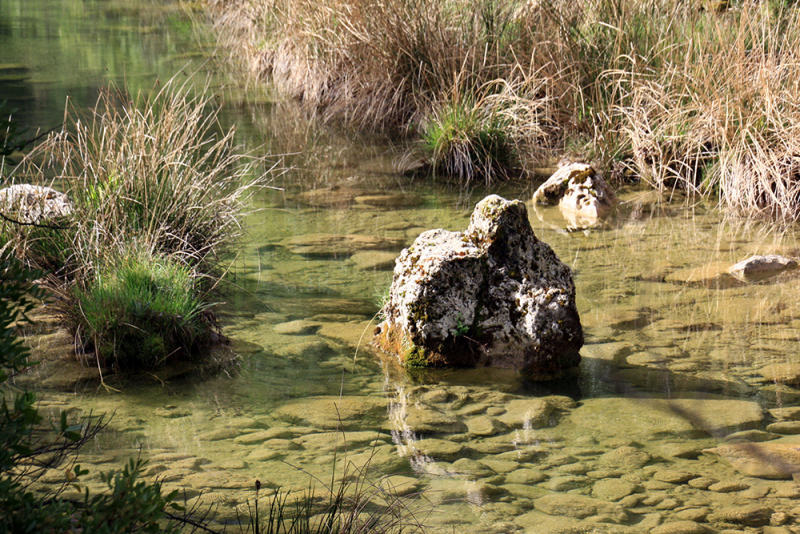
[67,248,214,370]
[208,0,800,220]
[2,79,270,370]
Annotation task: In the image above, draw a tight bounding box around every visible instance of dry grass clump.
[53,83,255,278]
[207,0,800,220]
[616,2,800,220]
[244,467,426,534]
[205,0,572,183]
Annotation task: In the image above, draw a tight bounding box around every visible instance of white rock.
[532,163,616,229]
[729,254,798,282]
[374,195,583,379]
[0,184,72,224]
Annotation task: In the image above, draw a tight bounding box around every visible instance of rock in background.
[532,162,616,230]
[374,195,583,379]
[0,184,73,224]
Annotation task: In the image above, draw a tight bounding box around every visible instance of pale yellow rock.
[534,493,627,521]
[349,251,398,271]
[413,438,465,461]
[704,442,800,479]
[294,186,360,207]
[496,398,552,428]
[273,396,386,430]
[354,194,423,207]
[729,254,798,282]
[759,363,800,385]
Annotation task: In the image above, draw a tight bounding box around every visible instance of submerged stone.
[272,395,386,430]
[651,521,709,534]
[708,504,772,527]
[354,194,424,207]
[759,363,800,385]
[374,195,583,379]
[280,233,405,257]
[534,493,627,521]
[349,251,398,270]
[729,254,798,282]
[704,442,800,479]
[294,186,361,207]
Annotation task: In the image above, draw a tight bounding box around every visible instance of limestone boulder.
[532,163,616,229]
[0,184,73,224]
[374,195,583,379]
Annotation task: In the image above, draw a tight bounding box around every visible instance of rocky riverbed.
[14,182,800,533]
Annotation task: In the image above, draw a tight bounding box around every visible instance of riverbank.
[204,0,800,220]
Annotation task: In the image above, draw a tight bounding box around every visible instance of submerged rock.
[534,493,627,521]
[704,442,800,479]
[729,254,798,282]
[532,163,616,229]
[0,184,73,224]
[294,186,361,207]
[280,233,405,257]
[374,195,583,379]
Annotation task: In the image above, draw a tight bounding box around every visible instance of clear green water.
[7,2,800,532]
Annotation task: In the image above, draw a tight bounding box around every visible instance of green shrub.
[69,249,213,370]
[2,79,271,369]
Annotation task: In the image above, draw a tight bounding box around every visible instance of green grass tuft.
[2,77,273,371]
[69,249,213,370]
[422,97,516,185]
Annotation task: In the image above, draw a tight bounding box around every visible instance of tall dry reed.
[207,0,800,220]
[7,79,267,281]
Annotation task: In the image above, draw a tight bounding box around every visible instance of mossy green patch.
[403,346,429,368]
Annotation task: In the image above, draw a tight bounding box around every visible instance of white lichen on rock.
[374,195,583,379]
[0,184,73,224]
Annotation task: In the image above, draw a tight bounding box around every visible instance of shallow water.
[7,2,800,533]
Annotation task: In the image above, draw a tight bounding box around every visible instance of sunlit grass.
[207,0,800,220]
[68,247,213,370]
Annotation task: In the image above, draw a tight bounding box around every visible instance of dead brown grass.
[205,0,800,221]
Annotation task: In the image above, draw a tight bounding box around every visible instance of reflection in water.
[10,0,800,531]
[0,0,204,131]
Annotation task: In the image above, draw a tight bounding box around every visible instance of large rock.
[373,195,583,379]
[532,163,616,229]
[0,184,73,224]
